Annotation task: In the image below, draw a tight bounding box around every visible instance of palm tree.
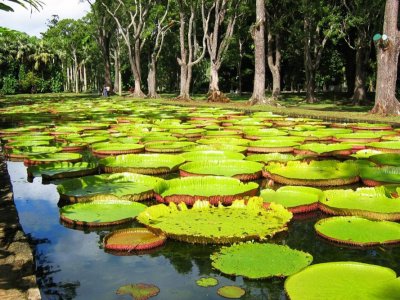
[0,0,43,12]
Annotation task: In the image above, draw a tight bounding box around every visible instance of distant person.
[102,86,108,97]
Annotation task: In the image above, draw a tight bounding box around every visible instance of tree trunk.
[237,39,243,96]
[305,66,316,103]
[352,46,367,104]
[208,62,229,103]
[83,63,87,92]
[147,57,159,98]
[372,0,400,115]
[267,31,281,100]
[114,48,120,94]
[248,0,276,106]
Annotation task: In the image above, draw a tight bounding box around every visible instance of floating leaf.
[116,283,160,300]
[196,277,218,287]
[217,286,245,299]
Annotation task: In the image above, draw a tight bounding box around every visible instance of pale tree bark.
[248,0,276,105]
[237,39,243,95]
[266,19,281,100]
[176,0,209,101]
[113,44,120,94]
[352,42,370,104]
[372,0,400,115]
[147,1,170,99]
[102,0,154,98]
[204,0,239,103]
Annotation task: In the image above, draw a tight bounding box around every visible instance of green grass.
[1,91,399,125]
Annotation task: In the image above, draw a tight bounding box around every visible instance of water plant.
[285,262,400,300]
[217,286,245,299]
[263,160,359,186]
[24,152,82,165]
[179,160,263,181]
[27,162,98,180]
[320,186,400,220]
[60,200,146,227]
[315,216,400,246]
[196,277,218,287]
[181,150,245,162]
[154,176,259,205]
[137,197,292,244]
[211,242,312,279]
[57,173,163,203]
[261,186,323,213]
[104,228,166,252]
[116,283,160,300]
[99,154,185,175]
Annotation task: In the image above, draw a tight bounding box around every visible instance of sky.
[0,0,91,37]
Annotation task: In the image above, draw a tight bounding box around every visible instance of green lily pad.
[60,200,147,227]
[144,141,195,153]
[367,141,400,152]
[137,198,292,244]
[217,286,245,299]
[320,186,400,220]
[91,142,144,156]
[315,216,400,246]
[25,152,82,165]
[179,160,263,181]
[261,186,323,213]
[154,176,259,205]
[99,154,185,174]
[211,243,312,279]
[369,153,400,166]
[245,153,308,164]
[104,228,166,251]
[351,149,382,159]
[57,173,164,203]
[285,262,400,300]
[183,144,247,153]
[197,137,250,146]
[248,139,301,153]
[116,283,160,300]
[181,150,245,162]
[294,143,352,155]
[264,160,359,186]
[196,277,219,287]
[27,162,98,180]
[359,164,400,186]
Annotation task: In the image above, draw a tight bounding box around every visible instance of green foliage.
[285,262,400,300]
[196,277,219,287]
[1,75,18,94]
[137,198,293,244]
[211,243,313,279]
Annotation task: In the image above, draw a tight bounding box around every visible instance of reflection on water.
[7,161,400,300]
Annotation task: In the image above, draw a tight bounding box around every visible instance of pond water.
[7,160,400,300]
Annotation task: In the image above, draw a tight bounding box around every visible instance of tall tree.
[87,0,115,91]
[372,0,400,115]
[248,0,276,105]
[341,0,384,104]
[301,0,340,103]
[204,0,240,103]
[102,0,155,97]
[176,0,209,101]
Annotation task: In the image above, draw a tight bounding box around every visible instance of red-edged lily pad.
[116,283,160,300]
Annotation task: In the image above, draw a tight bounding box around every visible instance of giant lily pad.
[196,277,219,287]
[247,139,301,153]
[315,216,400,246]
[99,154,185,174]
[27,162,98,180]
[359,163,400,186]
[211,243,312,279]
[57,173,163,203]
[116,283,160,300]
[263,160,359,186]
[91,143,144,156]
[179,160,263,181]
[144,141,195,153]
[181,150,245,162]
[320,187,400,220]
[154,176,259,205]
[24,152,82,165]
[369,153,400,167]
[294,143,353,156]
[285,262,400,300]
[137,198,292,244]
[245,153,308,164]
[217,286,245,299]
[7,146,62,159]
[183,144,247,153]
[104,228,166,251]
[367,141,400,153]
[60,200,147,227]
[261,186,323,213]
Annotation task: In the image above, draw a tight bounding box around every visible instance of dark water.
[7,161,400,300]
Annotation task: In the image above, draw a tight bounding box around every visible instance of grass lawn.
[1,91,398,125]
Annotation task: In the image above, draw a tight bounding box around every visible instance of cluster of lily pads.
[1,98,400,299]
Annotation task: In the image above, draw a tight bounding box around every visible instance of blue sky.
[0,0,91,37]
